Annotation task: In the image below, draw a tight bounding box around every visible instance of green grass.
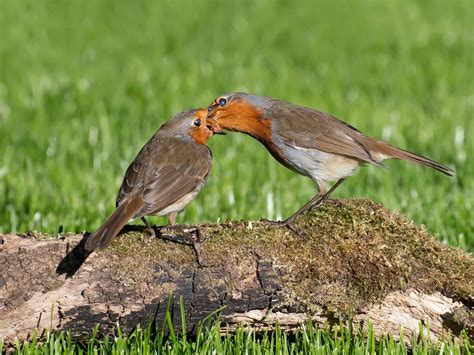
[5,300,473,354]
[7,323,473,355]
[0,0,472,352]
[0,0,472,250]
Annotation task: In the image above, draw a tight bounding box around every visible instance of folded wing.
[269,102,384,167]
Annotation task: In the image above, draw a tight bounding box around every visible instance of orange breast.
[217,101,273,142]
[213,101,300,169]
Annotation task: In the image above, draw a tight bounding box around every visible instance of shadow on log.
[0,199,472,344]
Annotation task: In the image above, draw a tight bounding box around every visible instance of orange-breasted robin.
[206,93,453,228]
[85,109,214,251]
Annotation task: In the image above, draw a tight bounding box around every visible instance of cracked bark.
[0,199,472,345]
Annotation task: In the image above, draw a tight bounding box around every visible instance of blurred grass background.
[0,0,472,251]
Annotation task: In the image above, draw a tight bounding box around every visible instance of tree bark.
[0,199,472,345]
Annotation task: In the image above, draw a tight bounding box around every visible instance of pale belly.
[278,144,359,182]
[156,187,202,216]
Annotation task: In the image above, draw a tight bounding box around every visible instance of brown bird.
[206,93,453,228]
[85,109,214,251]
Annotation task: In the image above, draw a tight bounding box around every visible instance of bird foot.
[139,217,157,239]
[308,198,341,211]
[144,224,156,238]
[259,219,307,237]
[325,198,343,207]
[157,225,200,245]
[156,226,203,265]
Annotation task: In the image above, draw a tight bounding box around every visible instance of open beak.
[206,117,227,135]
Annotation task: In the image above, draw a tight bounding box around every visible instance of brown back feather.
[117,135,212,218]
[267,101,384,167]
[266,99,452,175]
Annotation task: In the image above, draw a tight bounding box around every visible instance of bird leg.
[159,212,201,244]
[285,178,346,223]
[259,218,307,236]
[309,178,346,210]
[168,212,177,226]
[155,212,189,243]
[159,225,201,245]
[261,178,346,234]
[157,229,203,266]
[157,216,203,265]
[141,217,155,237]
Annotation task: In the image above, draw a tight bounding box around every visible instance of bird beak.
[207,103,218,113]
[212,128,227,135]
[206,117,226,135]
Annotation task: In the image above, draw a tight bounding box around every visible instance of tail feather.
[85,194,142,251]
[379,142,454,176]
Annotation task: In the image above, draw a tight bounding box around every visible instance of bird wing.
[116,135,212,218]
[268,101,383,166]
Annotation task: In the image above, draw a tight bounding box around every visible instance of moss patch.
[266,199,473,313]
[105,231,196,283]
[22,199,472,315]
[191,199,473,313]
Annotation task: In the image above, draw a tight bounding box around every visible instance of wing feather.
[268,102,383,166]
[116,135,211,218]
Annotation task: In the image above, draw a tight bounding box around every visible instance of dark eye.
[193,119,201,127]
[218,98,227,106]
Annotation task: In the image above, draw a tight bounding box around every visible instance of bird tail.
[85,194,142,251]
[377,142,454,176]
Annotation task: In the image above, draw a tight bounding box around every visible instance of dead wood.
[0,199,472,344]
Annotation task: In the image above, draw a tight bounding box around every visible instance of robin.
[85,109,214,251]
[206,93,453,229]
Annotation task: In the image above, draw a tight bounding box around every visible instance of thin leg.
[309,178,346,210]
[157,222,203,265]
[316,179,328,195]
[153,211,178,237]
[168,212,177,226]
[261,180,326,223]
[261,178,346,234]
[141,217,155,236]
[284,178,346,225]
[161,211,198,244]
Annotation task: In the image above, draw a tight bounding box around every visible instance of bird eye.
[218,97,227,106]
[193,119,201,127]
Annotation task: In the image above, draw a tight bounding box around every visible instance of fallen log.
[0,199,472,344]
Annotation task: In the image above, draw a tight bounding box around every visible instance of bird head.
[206,93,270,138]
[161,108,214,145]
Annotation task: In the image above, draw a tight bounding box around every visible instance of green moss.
[18,230,70,240]
[106,231,196,283]
[46,199,474,314]
[179,199,472,313]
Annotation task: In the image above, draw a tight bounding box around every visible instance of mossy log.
[0,199,472,344]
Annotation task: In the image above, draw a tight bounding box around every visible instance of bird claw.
[308,198,342,211]
[325,198,343,207]
[156,226,203,265]
[144,225,156,238]
[157,225,200,245]
[259,218,283,227]
[308,200,325,211]
[259,219,307,237]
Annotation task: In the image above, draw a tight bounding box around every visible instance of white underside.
[156,188,202,217]
[279,144,359,182]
